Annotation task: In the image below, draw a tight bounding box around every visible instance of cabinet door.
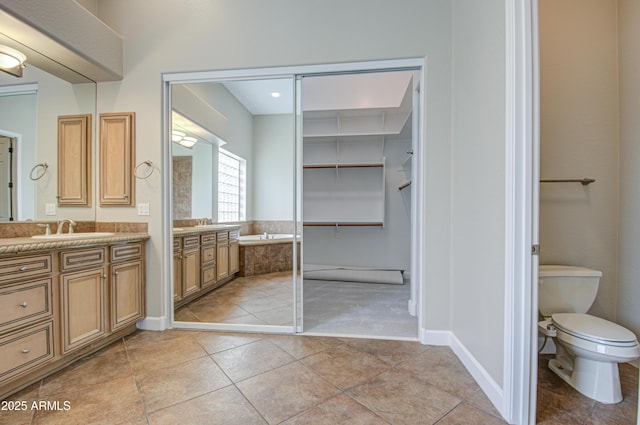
[99,112,135,206]
[110,260,144,331]
[173,250,183,302]
[229,241,239,274]
[57,114,92,206]
[60,267,107,354]
[182,248,200,296]
[216,242,229,281]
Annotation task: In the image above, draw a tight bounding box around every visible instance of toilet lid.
[552,313,639,347]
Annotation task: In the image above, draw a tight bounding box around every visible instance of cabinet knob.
[19,302,28,308]
[19,266,28,271]
[21,348,30,354]
[114,271,119,276]
[102,275,107,279]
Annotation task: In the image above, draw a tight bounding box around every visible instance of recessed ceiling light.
[271,92,281,98]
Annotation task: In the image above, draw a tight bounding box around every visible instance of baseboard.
[419,328,452,345]
[136,316,169,331]
[449,333,505,419]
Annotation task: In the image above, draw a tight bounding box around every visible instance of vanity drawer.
[201,245,215,264]
[111,242,143,263]
[173,237,182,250]
[0,279,53,333]
[0,255,52,283]
[216,231,229,243]
[201,233,216,245]
[229,230,239,241]
[183,235,200,249]
[201,265,216,286]
[0,321,54,383]
[60,248,106,272]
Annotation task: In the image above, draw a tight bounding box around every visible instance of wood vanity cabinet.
[0,239,147,400]
[216,232,230,281]
[0,254,54,384]
[229,230,239,274]
[172,238,183,302]
[109,243,145,332]
[181,235,201,297]
[99,112,135,206]
[200,232,217,288]
[57,114,92,206]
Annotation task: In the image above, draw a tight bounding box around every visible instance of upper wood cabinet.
[99,112,135,206]
[57,114,92,206]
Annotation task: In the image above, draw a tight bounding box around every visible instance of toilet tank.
[538,265,602,317]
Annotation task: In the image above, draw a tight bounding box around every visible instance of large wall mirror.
[0,64,96,222]
[169,76,299,330]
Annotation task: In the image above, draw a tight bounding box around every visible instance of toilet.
[538,265,640,404]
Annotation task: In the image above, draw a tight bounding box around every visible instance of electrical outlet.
[137,203,150,216]
[45,203,56,216]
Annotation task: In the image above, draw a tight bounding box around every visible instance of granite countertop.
[172,224,241,236]
[0,232,150,255]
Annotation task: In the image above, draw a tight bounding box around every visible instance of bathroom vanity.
[0,232,149,399]
[173,225,240,308]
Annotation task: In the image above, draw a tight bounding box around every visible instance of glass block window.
[218,149,244,222]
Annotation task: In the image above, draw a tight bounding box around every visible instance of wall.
[450,0,506,385]
[252,114,294,221]
[538,0,620,321]
[617,0,640,336]
[95,0,455,336]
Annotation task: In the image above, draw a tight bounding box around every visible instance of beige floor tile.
[280,393,387,425]
[188,300,251,322]
[124,328,194,350]
[40,349,132,398]
[237,362,340,424]
[437,402,508,425]
[268,334,344,359]
[341,337,427,366]
[0,381,40,425]
[31,377,144,425]
[465,388,503,419]
[252,304,294,326]
[396,346,479,398]
[127,332,208,374]
[147,385,267,425]
[136,356,231,412]
[212,339,296,382]
[301,344,390,390]
[192,331,265,354]
[347,369,461,425]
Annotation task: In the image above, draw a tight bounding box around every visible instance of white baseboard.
[419,328,451,346]
[137,316,169,331]
[449,333,505,419]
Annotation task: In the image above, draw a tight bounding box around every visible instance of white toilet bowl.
[548,313,640,404]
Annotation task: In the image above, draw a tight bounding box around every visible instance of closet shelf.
[303,162,384,169]
[303,222,384,227]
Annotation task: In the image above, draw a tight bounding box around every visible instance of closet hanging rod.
[540,178,595,186]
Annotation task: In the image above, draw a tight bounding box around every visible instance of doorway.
[163,59,425,339]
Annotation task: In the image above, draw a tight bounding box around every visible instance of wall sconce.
[0,45,27,77]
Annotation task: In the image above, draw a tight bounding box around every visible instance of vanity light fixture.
[0,45,27,77]
[271,91,281,98]
[178,136,197,148]
[172,130,186,142]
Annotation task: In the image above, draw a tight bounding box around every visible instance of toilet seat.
[552,313,638,347]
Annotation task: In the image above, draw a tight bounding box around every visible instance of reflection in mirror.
[0,65,96,222]
[171,77,298,329]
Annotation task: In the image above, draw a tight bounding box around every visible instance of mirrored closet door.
[168,76,299,331]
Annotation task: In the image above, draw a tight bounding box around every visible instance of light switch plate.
[137,203,150,216]
[45,203,56,215]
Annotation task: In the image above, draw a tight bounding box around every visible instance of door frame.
[162,58,426,335]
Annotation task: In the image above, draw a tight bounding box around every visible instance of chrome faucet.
[198,218,209,226]
[56,219,76,234]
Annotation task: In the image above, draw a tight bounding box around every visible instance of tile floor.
[536,354,638,424]
[2,329,508,425]
[174,271,418,340]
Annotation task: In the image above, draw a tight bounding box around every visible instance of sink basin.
[173,228,184,231]
[32,232,115,240]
